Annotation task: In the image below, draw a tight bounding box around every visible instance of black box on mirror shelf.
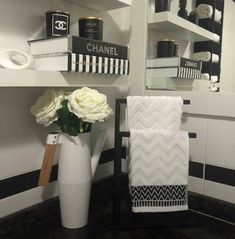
[201,62,220,75]
[194,41,221,55]
[199,19,222,35]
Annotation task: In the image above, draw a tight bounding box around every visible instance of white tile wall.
[0,88,48,179]
[206,118,235,169]
[188,176,204,194]
[181,117,206,194]
[181,116,207,164]
[0,182,58,218]
[204,180,235,204]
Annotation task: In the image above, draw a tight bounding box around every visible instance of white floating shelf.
[148,12,216,42]
[0,69,128,87]
[63,0,132,11]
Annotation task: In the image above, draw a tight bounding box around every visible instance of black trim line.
[205,164,235,187]
[0,165,58,199]
[0,148,119,199]
[2,152,235,200]
[189,161,204,178]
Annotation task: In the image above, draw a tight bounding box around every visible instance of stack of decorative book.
[28,36,129,75]
[146,57,202,79]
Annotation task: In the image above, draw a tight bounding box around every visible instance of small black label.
[72,36,128,59]
[180,58,201,70]
[52,14,69,36]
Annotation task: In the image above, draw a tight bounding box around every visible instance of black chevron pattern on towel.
[130,185,187,207]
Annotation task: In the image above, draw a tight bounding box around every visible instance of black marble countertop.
[1,176,235,239]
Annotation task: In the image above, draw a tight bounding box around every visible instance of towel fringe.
[132,199,187,208]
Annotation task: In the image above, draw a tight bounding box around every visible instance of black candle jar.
[157,40,175,58]
[45,10,70,37]
[155,0,171,12]
[79,17,103,41]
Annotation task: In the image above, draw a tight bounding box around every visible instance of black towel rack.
[113,98,197,224]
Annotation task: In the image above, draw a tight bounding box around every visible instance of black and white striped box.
[34,53,129,75]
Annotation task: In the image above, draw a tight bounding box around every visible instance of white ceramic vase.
[58,133,92,229]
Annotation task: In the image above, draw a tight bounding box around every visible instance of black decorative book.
[28,36,129,60]
[34,53,129,75]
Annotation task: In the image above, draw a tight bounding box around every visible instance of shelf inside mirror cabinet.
[148,12,216,42]
[0,69,128,87]
[62,0,132,11]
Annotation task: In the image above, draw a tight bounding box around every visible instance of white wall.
[0,0,130,218]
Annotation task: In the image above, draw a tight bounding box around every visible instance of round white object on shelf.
[0,49,33,69]
[201,73,210,80]
[212,33,220,43]
[210,86,218,92]
[211,76,219,83]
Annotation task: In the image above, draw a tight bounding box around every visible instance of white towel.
[129,129,189,212]
[127,96,183,131]
[212,33,220,43]
[211,75,218,83]
[193,51,219,63]
[210,86,219,92]
[196,4,221,22]
[201,73,210,80]
[201,73,219,82]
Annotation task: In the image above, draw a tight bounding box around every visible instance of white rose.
[30,89,64,126]
[68,87,112,123]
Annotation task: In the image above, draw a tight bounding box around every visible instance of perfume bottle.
[155,0,171,13]
[178,0,188,19]
[188,11,199,25]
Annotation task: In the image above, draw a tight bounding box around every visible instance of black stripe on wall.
[1,148,234,200]
[205,164,235,187]
[0,165,58,199]
[189,161,204,178]
[0,148,117,200]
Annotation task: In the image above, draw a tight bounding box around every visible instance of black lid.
[46,10,69,14]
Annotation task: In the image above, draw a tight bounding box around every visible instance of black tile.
[205,164,235,187]
[189,161,204,178]
[189,192,235,224]
[0,148,117,200]
[0,165,58,199]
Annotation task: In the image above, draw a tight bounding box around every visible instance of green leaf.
[55,99,92,136]
[61,99,68,108]
[67,125,78,136]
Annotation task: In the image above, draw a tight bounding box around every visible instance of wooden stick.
[38,133,60,187]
